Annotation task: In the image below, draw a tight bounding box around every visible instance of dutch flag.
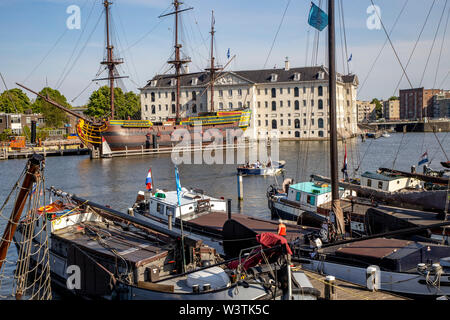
[146,168,153,191]
[418,152,429,166]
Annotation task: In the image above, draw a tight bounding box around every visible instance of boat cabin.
[287,181,351,212]
[143,188,227,221]
[360,171,423,192]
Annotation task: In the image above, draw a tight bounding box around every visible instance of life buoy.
[38,205,54,212]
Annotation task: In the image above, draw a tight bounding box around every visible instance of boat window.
[156,203,161,213]
[296,192,300,201]
[307,195,316,205]
[367,179,372,187]
[378,181,383,189]
[166,207,174,216]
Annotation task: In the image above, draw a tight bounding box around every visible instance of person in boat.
[256,160,261,168]
[245,161,249,168]
[267,160,271,167]
[278,219,287,238]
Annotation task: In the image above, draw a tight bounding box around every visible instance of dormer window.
[271,73,278,82]
[170,78,177,86]
[293,73,301,81]
[191,77,198,85]
[150,80,157,87]
[317,71,325,80]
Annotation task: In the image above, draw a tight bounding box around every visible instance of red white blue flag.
[146,168,153,191]
[418,151,429,166]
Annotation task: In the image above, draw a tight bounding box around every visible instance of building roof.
[142,65,358,90]
[361,171,398,181]
[290,181,343,195]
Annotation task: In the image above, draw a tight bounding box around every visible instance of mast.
[163,1,192,123]
[99,0,125,120]
[205,11,222,112]
[328,0,345,237]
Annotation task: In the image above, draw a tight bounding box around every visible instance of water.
[0,132,448,298]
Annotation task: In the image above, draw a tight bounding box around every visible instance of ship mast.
[162,1,192,123]
[205,10,222,112]
[98,0,126,120]
[328,0,346,237]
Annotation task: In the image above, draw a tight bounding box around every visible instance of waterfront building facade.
[432,93,450,118]
[399,88,443,120]
[356,100,376,122]
[140,63,359,140]
[0,113,45,135]
[383,99,400,120]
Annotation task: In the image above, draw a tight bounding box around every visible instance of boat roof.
[290,182,343,195]
[361,171,398,181]
[150,189,224,207]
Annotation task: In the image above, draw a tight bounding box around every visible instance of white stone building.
[140,62,359,140]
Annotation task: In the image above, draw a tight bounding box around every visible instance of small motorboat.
[237,160,286,176]
[381,132,390,138]
[440,161,450,169]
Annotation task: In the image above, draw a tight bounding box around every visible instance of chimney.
[284,57,290,71]
[184,65,189,74]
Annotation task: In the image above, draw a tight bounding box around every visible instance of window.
[295,131,300,137]
[280,88,283,94]
[294,87,299,97]
[219,90,223,97]
[265,120,268,126]
[265,88,268,95]
[272,101,276,111]
[257,89,261,95]
[265,101,268,108]
[378,181,383,189]
[280,119,283,126]
[311,119,315,126]
[318,118,324,128]
[238,89,242,96]
[171,104,176,113]
[294,119,300,128]
[229,102,233,108]
[280,101,283,107]
[296,192,300,201]
[271,88,276,98]
[288,119,291,126]
[165,92,168,98]
[192,104,197,113]
[165,104,168,111]
[318,130,324,137]
[192,91,197,100]
[145,105,148,112]
[258,120,261,126]
[303,100,307,107]
[228,89,233,97]
[318,99,323,109]
[303,87,306,94]
[219,102,224,109]
[307,195,316,205]
[238,102,243,108]
[171,92,175,101]
[151,105,156,114]
[367,179,372,187]
[158,105,161,111]
[272,120,277,129]
[288,100,291,107]
[295,100,299,110]
[311,99,314,107]
[318,86,323,96]
[151,92,155,102]
[258,101,261,108]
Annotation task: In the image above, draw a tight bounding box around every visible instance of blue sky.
[0,0,449,104]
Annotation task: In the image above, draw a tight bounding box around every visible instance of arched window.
[294,119,300,128]
[318,99,323,109]
[271,88,276,98]
[294,100,299,110]
[318,86,323,96]
[171,92,175,101]
[318,130,324,137]
[151,92,155,102]
[272,101,276,111]
[318,118,324,128]
[294,87,299,97]
[295,131,300,137]
[272,119,277,129]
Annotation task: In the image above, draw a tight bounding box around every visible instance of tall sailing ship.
[19,0,251,156]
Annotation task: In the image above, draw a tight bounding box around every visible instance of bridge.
[359,119,450,133]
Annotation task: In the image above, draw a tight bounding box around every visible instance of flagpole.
[175,165,186,273]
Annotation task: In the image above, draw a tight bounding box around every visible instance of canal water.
[0,132,448,297]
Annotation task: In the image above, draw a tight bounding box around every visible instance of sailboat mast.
[328,0,345,236]
[209,11,215,111]
[174,0,181,123]
[104,0,115,120]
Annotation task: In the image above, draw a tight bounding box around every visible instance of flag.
[308,2,328,31]
[227,48,230,59]
[175,166,182,206]
[145,168,153,191]
[418,151,429,166]
[348,53,352,62]
[341,143,349,181]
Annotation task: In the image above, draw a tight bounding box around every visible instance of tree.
[85,86,141,120]
[389,96,399,101]
[0,128,12,141]
[0,88,32,113]
[32,87,71,128]
[371,98,383,119]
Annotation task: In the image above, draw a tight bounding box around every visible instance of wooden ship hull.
[77,109,252,152]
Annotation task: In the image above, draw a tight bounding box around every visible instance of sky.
[0,0,449,105]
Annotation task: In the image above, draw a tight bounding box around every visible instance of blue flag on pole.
[308,2,328,31]
[227,48,230,59]
[348,53,352,62]
[175,166,182,206]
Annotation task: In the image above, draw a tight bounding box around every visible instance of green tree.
[371,98,383,119]
[0,128,12,141]
[22,125,31,142]
[85,86,141,120]
[32,87,71,128]
[0,88,32,113]
[389,96,399,101]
